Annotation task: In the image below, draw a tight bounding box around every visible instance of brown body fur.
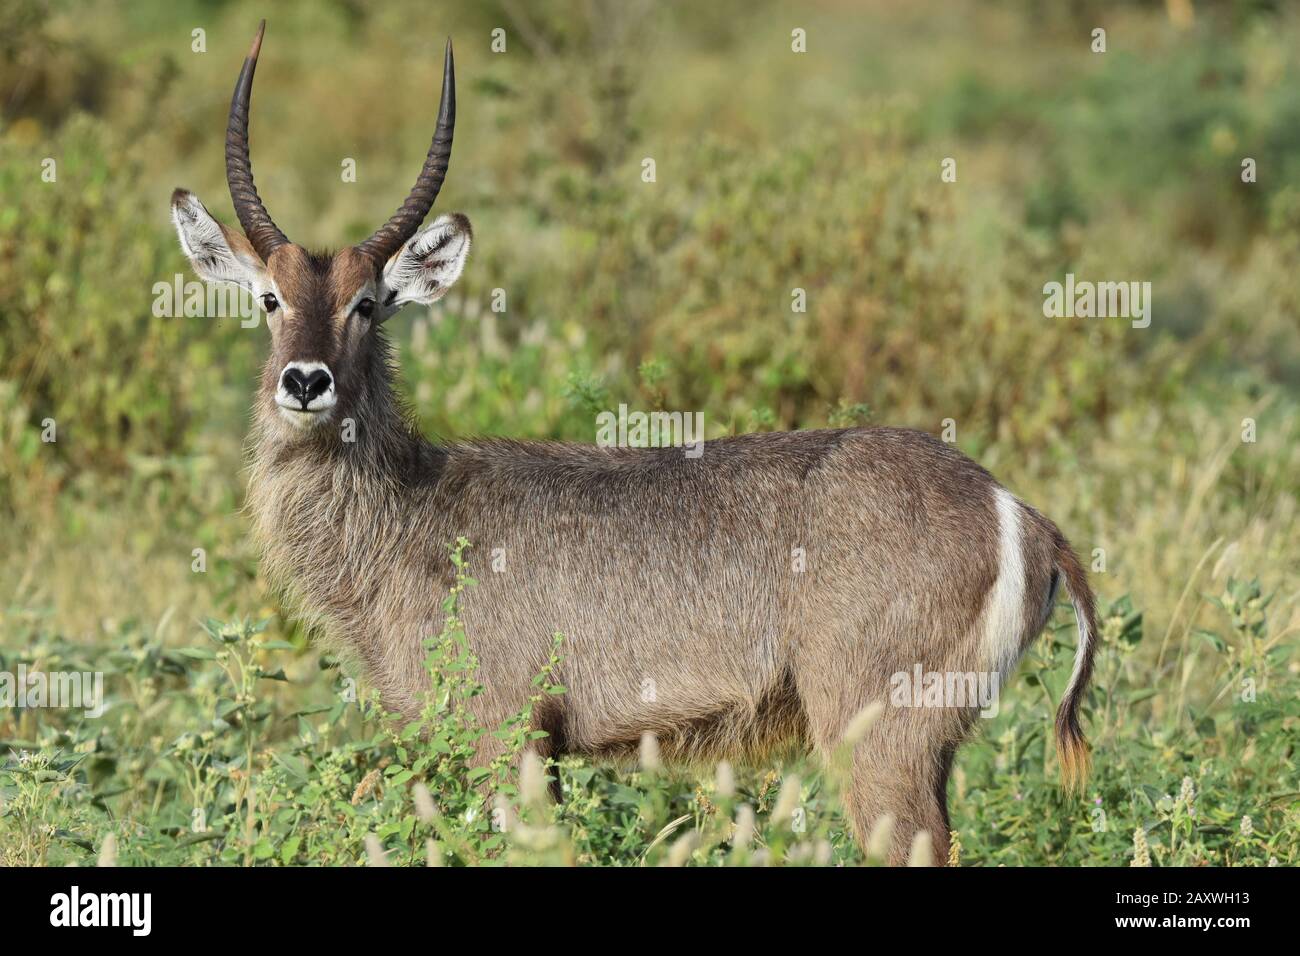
[248,333,1096,864]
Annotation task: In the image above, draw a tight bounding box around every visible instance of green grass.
[1,0,1298,865]
[3,543,1296,866]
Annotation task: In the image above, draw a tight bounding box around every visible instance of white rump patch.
[980,488,1027,679]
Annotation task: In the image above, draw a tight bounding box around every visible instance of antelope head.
[171,20,472,434]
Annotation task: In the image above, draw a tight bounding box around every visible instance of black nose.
[281,367,332,406]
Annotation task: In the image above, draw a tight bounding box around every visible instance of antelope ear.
[170,188,268,291]
[378,213,472,317]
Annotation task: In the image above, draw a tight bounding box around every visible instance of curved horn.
[226,20,290,261]
[356,38,456,267]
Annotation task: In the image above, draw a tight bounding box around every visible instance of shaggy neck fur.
[246,330,449,687]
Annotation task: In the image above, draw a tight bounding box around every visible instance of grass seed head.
[732,804,756,849]
[866,813,896,862]
[351,768,381,806]
[520,750,547,810]
[772,775,801,828]
[638,732,661,772]
[412,781,438,823]
[364,834,389,867]
[1132,826,1152,867]
[97,833,117,867]
[907,831,933,867]
[715,760,736,799]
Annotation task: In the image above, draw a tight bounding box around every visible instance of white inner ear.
[171,193,267,292]
[380,213,471,315]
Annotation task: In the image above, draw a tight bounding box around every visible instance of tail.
[1051,533,1098,792]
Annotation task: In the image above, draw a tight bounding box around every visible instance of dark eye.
[355,297,375,320]
[261,293,279,313]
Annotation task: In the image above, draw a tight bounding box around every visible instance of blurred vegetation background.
[0,0,1296,865]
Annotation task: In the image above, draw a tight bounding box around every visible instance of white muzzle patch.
[276,360,337,426]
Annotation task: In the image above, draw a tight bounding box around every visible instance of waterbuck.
[171,21,1097,864]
